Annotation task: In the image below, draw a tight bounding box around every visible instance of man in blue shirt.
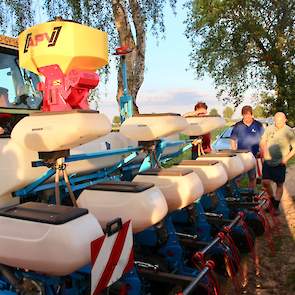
[230,105,264,190]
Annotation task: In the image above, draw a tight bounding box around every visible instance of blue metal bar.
[15,138,192,197]
[14,168,56,196]
[67,153,137,187]
[66,146,141,162]
[182,266,210,295]
[122,142,193,172]
[160,139,192,149]
[120,56,133,122]
[139,156,152,172]
[29,170,114,194]
[68,176,120,192]
[122,60,129,96]
[122,152,138,164]
[31,146,142,167]
[67,152,137,186]
[156,145,163,165]
[122,162,142,172]
[120,94,133,123]
[16,152,138,196]
[64,153,130,191]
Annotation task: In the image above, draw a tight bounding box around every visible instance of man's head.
[194,101,208,115]
[274,112,287,129]
[241,105,253,125]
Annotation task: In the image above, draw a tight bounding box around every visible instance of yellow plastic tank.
[18,20,108,74]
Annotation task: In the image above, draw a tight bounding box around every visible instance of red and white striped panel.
[91,220,134,295]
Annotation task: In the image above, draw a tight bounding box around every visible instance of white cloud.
[137,87,217,105]
[136,87,223,115]
[97,87,228,119]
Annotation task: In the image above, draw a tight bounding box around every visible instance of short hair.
[241,105,253,115]
[194,101,208,111]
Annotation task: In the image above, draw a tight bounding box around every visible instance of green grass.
[287,156,295,167]
[239,177,249,188]
[162,150,191,168]
[179,133,189,140]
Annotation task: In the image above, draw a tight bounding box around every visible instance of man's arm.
[259,127,269,158]
[230,139,237,150]
[282,149,295,164]
[230,125,238,150]
[282,130,295,164]
[256,122,265,157]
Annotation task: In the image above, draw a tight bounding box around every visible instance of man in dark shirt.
[230,105,264,190]
[185,101,212,159]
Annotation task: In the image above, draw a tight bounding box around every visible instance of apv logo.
[23,26,62,53]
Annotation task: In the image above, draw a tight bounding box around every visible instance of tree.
[185,0,295,124]
[253,105,265,118]
[0,0,34,33]
[42,0,176,113]
[223,106,234,120]
[209,108,219,116]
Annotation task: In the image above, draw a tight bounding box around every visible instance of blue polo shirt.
[230,120,264,155]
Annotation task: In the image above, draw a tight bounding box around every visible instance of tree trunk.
[111,0,146,114]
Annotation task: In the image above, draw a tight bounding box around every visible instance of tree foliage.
[209,108,219,116]
[186,0,295,123]
[0,0,34,34]
[43,0,176,112]
[253,105,265,118]
[223,106,234,120]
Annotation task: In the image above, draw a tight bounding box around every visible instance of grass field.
[287,156,295,166]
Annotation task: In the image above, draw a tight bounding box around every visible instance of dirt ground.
[222,165,295,295]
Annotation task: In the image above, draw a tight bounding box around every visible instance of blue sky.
[98,1,228,120]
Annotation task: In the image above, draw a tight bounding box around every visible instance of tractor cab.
[0,35,42,137]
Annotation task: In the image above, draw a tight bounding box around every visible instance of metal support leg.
[63,167,77,207]
[54,163,61,206]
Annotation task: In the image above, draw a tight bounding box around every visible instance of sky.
[97,1,230,120]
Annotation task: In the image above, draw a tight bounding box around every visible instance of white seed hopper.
[216,150,256,173]
[77,181,168,233]
[133,168,204,212]
[0,110,146,203]
[120,113,188,141]
[11,110,111,152]
[176,160,228,194]
[183,116,226,136]
[196,153,244,180]
[0,202,103,275]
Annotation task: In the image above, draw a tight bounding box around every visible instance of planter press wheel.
[244,212,265,237]
[229,226,256,254]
